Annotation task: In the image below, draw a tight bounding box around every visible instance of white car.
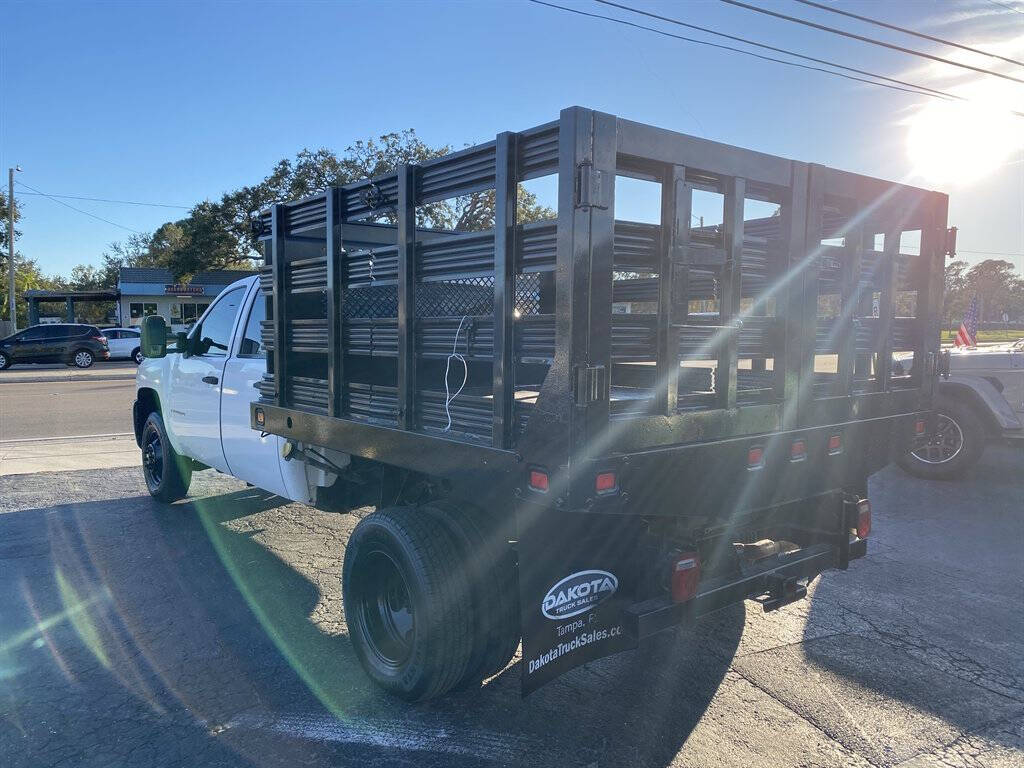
[102,327,144,364]
[898,339,1024,479]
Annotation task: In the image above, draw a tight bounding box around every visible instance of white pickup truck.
[133,275,342,504]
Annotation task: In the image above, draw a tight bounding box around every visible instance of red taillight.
[92,335,108,345]
[595,471,617,494]
[747,446,765,470]
[671,552,701,602]
[914,419,926,436]
[528,469,549,493]
[856,499,872,539]
[790,439,807,462]
[828,434,842,455]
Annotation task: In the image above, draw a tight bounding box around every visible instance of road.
[0,444,1021,767]
[0,378,135,440]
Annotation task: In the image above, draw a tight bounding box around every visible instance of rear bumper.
[626,537,866,640]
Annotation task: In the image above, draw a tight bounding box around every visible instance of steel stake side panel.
[252,107,946,487]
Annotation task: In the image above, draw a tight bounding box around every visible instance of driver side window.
[192,287,244,357]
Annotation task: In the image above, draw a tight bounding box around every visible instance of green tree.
[965,259,1024,322]
[160,130,554,277]
[0,190,46,327]
[943,259,1024,326]
[943,260,969,327]
[0,189,21,252]
[0,254,63,327]
[62,129,556,282]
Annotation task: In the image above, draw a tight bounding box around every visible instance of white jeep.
[897,339,1024,479]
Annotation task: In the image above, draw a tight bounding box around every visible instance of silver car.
[898,339,1024,479]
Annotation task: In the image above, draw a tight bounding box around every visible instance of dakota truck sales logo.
[541,570,618,620]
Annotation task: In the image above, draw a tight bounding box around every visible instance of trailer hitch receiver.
[760,574,807,613]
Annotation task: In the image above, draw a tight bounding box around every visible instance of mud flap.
[517,509,644,695]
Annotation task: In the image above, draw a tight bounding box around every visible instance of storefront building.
[117,268,256,333]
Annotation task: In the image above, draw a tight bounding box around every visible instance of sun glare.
[906,100,1022,187]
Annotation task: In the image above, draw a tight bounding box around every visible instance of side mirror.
[140,315,167,359]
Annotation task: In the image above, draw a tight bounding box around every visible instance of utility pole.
[7,166,20,332]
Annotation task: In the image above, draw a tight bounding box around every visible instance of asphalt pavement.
[0,445,1021,767]
[0,377,136,441]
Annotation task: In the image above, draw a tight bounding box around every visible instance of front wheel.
[897,398,986,480]
[0,351,10,370]
[141,411,192,502]
[132,348,144,365]
[342,507,474,701]
[72,349,94,368]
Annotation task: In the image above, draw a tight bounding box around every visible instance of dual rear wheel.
[342,503,520,701]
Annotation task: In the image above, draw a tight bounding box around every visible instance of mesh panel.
[514,273,541,315]
[417,278,494,317]
[343,280,493,319]
[343,285,398,319]
[342,274,543,318]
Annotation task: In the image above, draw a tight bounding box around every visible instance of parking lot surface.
[0,447,1021,767]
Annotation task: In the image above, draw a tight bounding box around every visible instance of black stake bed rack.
[251,106,949,514]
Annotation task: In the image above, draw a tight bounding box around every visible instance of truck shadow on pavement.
[0,480,742,768]
[791,447,1024,765]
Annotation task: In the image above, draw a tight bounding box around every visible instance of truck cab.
[133,275,313,503]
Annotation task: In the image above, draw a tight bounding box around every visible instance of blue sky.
[2,0,1022,276]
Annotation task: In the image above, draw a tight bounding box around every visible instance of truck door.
[166,285,246,472]
[219,282,294,498]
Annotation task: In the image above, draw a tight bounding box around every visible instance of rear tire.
[420,499,520,686]
[897,397,986,480]
[141,411,192,502]
[342,506,474,701]
[0,352,10,370]
[72,349,94,368]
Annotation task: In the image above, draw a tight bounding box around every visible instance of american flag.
[955,296,979,347]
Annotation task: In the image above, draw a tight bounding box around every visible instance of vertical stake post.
[326,188,344,417]
[271,204,288,407]
[397,165,417,430]
[493,132,518,448]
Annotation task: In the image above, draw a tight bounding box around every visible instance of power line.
[15,180,142,234]
[718,0,1024,85]
[13,190,189,209]
[793,0,1024,68]
[591,0,954,99]
[957,248,1024,257]
[533,1,954,102]
[985,0,1024,16]
[582,1,1024,117]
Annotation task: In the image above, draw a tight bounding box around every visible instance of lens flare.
[906,100,1021,186]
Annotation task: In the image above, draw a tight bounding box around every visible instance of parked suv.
[0,324,111,369]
